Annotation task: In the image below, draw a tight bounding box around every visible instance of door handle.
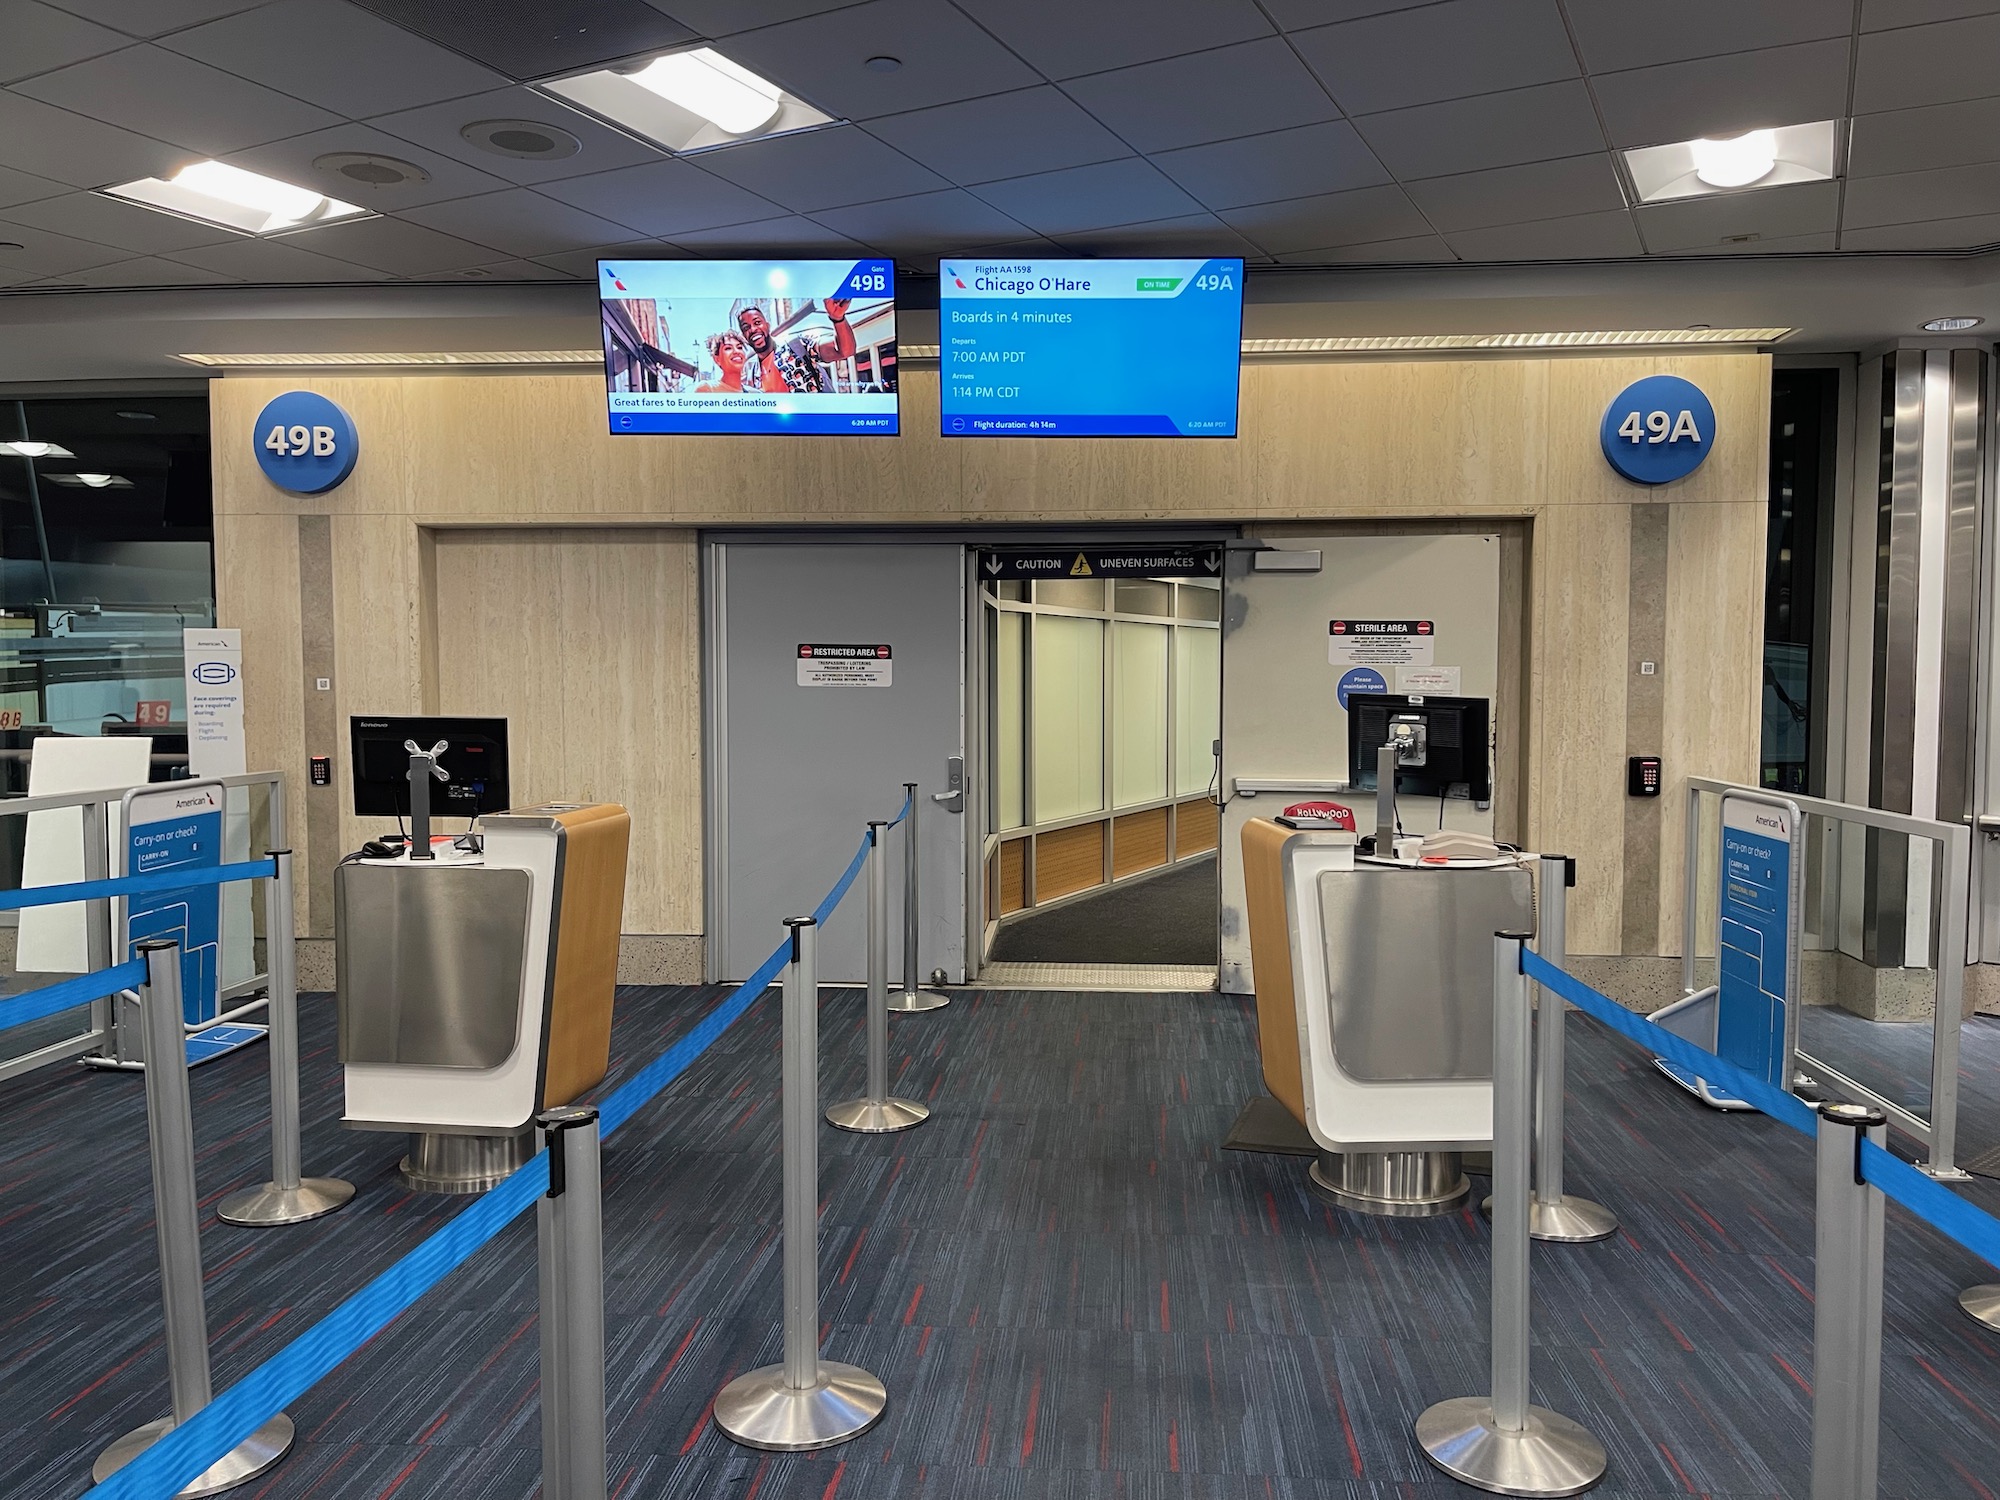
[933,755,964,813]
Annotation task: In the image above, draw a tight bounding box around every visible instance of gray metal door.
[709,541,966,983]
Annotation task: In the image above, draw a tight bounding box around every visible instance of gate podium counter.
[1241,817,1535,1216]
[335,802,630,1193]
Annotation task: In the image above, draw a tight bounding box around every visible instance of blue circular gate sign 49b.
[1599,375,1715,485]
[253,391,358,495]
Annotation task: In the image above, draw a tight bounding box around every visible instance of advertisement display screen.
[598,259,898,435]
[938,257,1243,437]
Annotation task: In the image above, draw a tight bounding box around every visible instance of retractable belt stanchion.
[715,916,888,1450]
[827,820,929,1133]
[886,783,948,1013]
[538,1105,608,1500]
[1962,1283,2000,1332]
[95,940,295,1496]
[1416,932,1607,1497]
[1810,1102,1888,1500]
[219,848,354,1227]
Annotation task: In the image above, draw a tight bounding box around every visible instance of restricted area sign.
[797,643,892,687]
[1328,619,1434,667]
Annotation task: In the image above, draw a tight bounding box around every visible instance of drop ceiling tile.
[537,158,786,237]
[1860,0,2000,26]
[808,188,1032,255]
[14,43,340,155]
[534,241,692,277]
[954,0,1273,80]
[1404,153,1625,232]
[1219,183,1430,254]
[1853,13,2000,113]
[0,1,131,84]
[1842,212,2000,248]
[715,0,1040,121]
[694,126,945,214]
[1443,208,1641,260]
[973,159,1205,238]
[221,123,513,212]
[1589,39,1851,147]
[1564,0,1851,72]
[1261,0,1441,24]
[40,0,269,34]
[1660,231,1840,254]
[642,0,857,36]
[0,219,138,276]
[367,88,665,187]
[1270,232,1457,264]
[162,0,506,119]
[1062,38,1342,155]
[396,188,637,258]
[456,256,576,280]
[1353,82,1604,179]
[668,214,869,255]
[0,89,186,188]
[164,234,393,280]
[345,0,694,81]
[2,188,239,251]
[1850,98,2000,177]
[1843,162,2000,229]
[863,88,1131,186]
[1634,180,1840,251]
[1151,121,1390,211]
[0,165,73,211]
[1290,0,1577,116]
[1051,212,1265,260]
[272,215,500,275]
[25,252,239,285]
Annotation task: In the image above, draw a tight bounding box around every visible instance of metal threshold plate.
[975,962,1218,991]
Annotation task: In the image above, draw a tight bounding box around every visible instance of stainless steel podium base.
[1960,1284,2000,1332]
[825,1095,930,1133]
[713,1363,888,1451]
[885,988,949,1013]
[1415,1397,1607,1496]
[1309,1150,1469,1218]
[94,1413,294,1495]
[1479,1193,1620,1244]
[399,1129,534,1194]
[218,1177,355,1227]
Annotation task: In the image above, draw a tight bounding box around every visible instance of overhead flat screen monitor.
[938,256,1243,437]
[350,716,510,818]
[597,258,897,436]
[1347,694,1491,803]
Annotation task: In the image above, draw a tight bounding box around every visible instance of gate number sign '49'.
[1599,374,1715,486]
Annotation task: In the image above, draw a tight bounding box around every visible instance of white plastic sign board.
[1327,619,1434,667]
[184,628,246,777]
[17,736,153,974]
[797,643,893,687]
[1395,664,1461,695]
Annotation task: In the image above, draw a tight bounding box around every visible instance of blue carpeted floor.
[1,982,1998,1498]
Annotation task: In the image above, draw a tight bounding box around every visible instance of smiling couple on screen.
[696,298,857,393]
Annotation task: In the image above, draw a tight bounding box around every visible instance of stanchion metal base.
[1415,1397,1607,1496]
[94,1413,294,1495]
[825,1096,929,1133]
[885,988,949,1013]
[399,1129,534,1194]
[1959,1284,2000,1332]
[713,1363,888,1451]
[1309,1150,1469,1218]
[1478,1193,1619,1244]
[217,1177,356,1227]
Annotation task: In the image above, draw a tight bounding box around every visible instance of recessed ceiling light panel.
[45,472,133,488]
[540,45,834,154]
[1623,121,1839,204]
[0,440,75,458]
[1922,316,1984,332]
[102,160,368,236]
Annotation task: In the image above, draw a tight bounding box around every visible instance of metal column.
[1810,1103,1888,1500]
[94,941,295,1496]
[714,917,888,1450]
[539,1106,607,1500]
[826,821,929,1133]
[886,784,948,1012]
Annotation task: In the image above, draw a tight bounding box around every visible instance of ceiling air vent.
[460,119,583,161]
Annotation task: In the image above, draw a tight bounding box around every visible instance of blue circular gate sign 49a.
[253,391,358,495]
[1600,375,1715,485]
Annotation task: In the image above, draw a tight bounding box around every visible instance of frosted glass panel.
[1033,614,1104,820]
[1112,622,1168,806]
[1174,625,1220,797]
[995,609,1026,831]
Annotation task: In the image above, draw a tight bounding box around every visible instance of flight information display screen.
[597,258,898,435]
[938,257,1243,437]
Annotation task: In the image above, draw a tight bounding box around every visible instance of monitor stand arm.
[404,739,450,860]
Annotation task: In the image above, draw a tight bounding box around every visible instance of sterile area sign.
[1715,795,1800,1088]
[1328,619,1434,666]
[798,643,893,687]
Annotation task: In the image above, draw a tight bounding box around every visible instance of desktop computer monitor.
[349,715,509,818]
[1346,694,1490,802]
